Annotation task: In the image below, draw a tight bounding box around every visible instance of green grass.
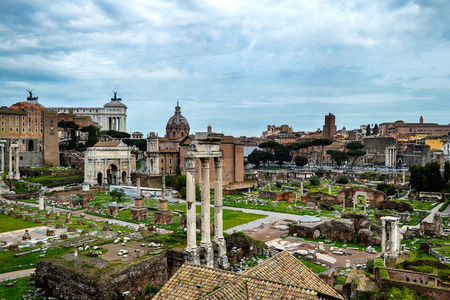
[388,284,433,300]
[222,210,267,230]
[0,215,42,233]
[0,246,72,274]
[298,258,328,273]
[24,174,84,187]
[0,277,41,300]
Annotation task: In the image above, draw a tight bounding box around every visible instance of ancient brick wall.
[36,253,169,300]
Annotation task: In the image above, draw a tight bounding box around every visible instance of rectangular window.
[15,116,19,120]
[29,129,31,132]
[16,122,18,126]
[9,128,12,132]
[16,128,19,132]
[1,115,3,119]
[9,121,12,126]
[22,116,25,120]
[35,129,38,132]
[9,116,12,120]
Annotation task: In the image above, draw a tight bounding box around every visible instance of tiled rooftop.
[246,251,343,299]
[153,251,343,300]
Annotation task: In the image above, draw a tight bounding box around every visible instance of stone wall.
[35,253,169,300]
[19,151,43,168]
[131,173,162,188]
[289,219,355,243]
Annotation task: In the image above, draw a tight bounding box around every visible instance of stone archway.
[352,191,368,211]
[83,141,132,187]
[108,164,119,185]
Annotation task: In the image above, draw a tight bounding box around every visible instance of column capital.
[214,156,223,168]
[200,157,210,169]
[185,157,196,170]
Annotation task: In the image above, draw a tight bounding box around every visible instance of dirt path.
[0,268,35,283]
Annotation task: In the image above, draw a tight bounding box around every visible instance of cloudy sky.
[1,0,450,137]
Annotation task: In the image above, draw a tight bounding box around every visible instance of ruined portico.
[381,216,400,255]
[183,130,230,269]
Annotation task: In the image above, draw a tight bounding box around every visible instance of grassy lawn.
[393,199,439,211]
[0,215,42,233]
[0,277,41,300]
[222,210,266,230]
[24,174,84,187]
[0,246,72,274]
[298,258,328,273]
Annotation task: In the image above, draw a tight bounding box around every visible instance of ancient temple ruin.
[381,216,400,255]
[183,130,229,269]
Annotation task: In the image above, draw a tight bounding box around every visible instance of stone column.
[14,144,20,180]
[183,157,199,265]
[389,221,395,254]
[0,141,5,174]
[328,184,331,195]
[200,158,213,267]
[381,219,386,254]
[136,178,141,197]
[8,144,13,179]
[104,160,108,185]
[214,157,229,269]
[402,170,405,185]
[300,181,303,196]
[39,195,45,210]
[393,220,399,253]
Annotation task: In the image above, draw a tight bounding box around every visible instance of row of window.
[1,127,42,133]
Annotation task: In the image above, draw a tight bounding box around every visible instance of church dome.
[165,102,190,138]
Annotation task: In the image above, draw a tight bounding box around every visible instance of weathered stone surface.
[357,229,381,246]
[341,213,368,230]
[375,200,413,212]
[403,228,419,240]
[35,253,168,300]
[324,219,355,243]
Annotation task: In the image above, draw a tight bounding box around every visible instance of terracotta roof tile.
[245,251,343,299]
[153,251,343,300]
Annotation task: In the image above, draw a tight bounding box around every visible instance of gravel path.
[0,268,35,283]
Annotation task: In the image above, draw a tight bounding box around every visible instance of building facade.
[145,103,244,185]
[379,117,450,137]
[48,92,127,132]
[0,91,59,168]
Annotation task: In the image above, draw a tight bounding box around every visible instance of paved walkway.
[0,268,35,283]
[400,202,443,234]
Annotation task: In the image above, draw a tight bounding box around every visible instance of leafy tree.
[258,141,280,151]
[345,141,366,168]
[165,174,174,187]
[309,175,320,186]
[373,124,379,135]
[110,188,125,202]
[376,183,397,196]
[123,138,147,151]
[175,174,187,192]
[248,149,265,168]
[101,130,131,139]
[444,161,450,182]
[409,162,444,192]
[336,174,349,184]
[294,155,308,167]
[80,125,100,147]
[330,151,348,167]
[58,120,80,149]
[366,124,371,136]
[273,145,292,166]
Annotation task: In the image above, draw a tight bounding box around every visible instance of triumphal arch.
[84,141,132,186]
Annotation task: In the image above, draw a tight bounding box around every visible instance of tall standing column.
[183,157,199,265]
[8,144,13,179]
[214,157,229,269]
[381,219,386,254]
[14,145,20,180]
[0,142,5,174]
[300,181,303,196]
[393,220,399,253]
[389,221,395,254]
[200,158,213,267]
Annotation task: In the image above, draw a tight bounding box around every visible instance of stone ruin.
[154,170,174,225]
[129,179,148,221]
[183,130,229,269]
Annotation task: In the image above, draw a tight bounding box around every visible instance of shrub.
[309,175,320,186]
[336,175,349,184]
[374,258,389,278]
